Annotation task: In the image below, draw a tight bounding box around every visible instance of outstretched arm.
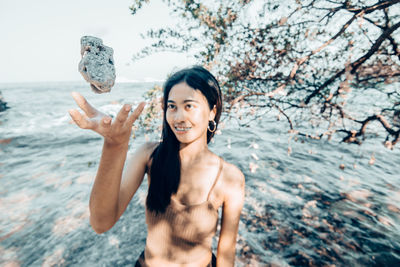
[69,92,147,233]
[216,164,245,267]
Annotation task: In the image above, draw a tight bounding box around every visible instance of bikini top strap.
[206,157,223,201]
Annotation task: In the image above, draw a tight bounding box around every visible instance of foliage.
[133,84,163,141]
[130,0,400,148]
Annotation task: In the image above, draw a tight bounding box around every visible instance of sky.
[0,0,195,83]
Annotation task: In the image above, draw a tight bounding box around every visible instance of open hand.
[68,92,145,146]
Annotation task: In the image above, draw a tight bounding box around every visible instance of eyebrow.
[167,99,199,104]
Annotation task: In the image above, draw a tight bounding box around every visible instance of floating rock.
[0,91,9,112]
[78,36,116,93]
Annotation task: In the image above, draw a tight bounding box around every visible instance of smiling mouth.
[175,126,192,132]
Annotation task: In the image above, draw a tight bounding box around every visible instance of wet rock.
[0,91,9,112]
[78,36,116,93]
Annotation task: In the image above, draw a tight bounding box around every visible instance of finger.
[71,92,97,117]
[114,104,132,126]
[126,102,146,126]
[99,115,112,130]
[68,109,96,129]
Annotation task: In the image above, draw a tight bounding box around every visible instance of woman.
[69,66,245,267]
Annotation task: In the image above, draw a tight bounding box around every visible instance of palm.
[69,92,145,145]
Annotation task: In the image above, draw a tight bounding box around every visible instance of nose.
[174,107,187,122]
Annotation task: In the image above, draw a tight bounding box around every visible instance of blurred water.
[1,82,400,266]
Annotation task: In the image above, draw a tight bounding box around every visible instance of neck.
[179,137,209,164]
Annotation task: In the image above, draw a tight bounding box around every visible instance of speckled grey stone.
[78,36,116,93]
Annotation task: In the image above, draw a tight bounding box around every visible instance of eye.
[167,104,176,109]
[186,104,193,109]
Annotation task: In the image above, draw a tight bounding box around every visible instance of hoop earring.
[208,120,217,133]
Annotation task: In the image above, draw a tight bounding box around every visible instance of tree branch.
[345,0,400,14]
[388,35,400,61]
[342,114,399,147]
[305,20,400,104]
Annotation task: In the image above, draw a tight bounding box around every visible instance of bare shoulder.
[134,141,159,156]
[141,141,159,154]
[219,158,245,209]
[220,159,245,190]
[128,141,159,166]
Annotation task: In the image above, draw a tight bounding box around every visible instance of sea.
[1,81,400,266]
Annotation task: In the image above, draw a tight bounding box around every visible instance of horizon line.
[0,79,166,85]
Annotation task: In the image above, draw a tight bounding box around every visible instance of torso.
[143,151,225,267]
[174,153,225,208]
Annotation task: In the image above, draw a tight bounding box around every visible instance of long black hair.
[146,66,223,213]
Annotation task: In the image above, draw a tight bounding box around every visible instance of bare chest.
[174,165,223,207]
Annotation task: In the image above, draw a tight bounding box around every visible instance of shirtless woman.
[69,66,245,267]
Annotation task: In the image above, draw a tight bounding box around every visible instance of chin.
[174,133,199,144]
[175,136,194,144]
[172,128,207,145]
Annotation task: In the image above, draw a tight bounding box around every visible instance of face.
[166,82,216,145]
